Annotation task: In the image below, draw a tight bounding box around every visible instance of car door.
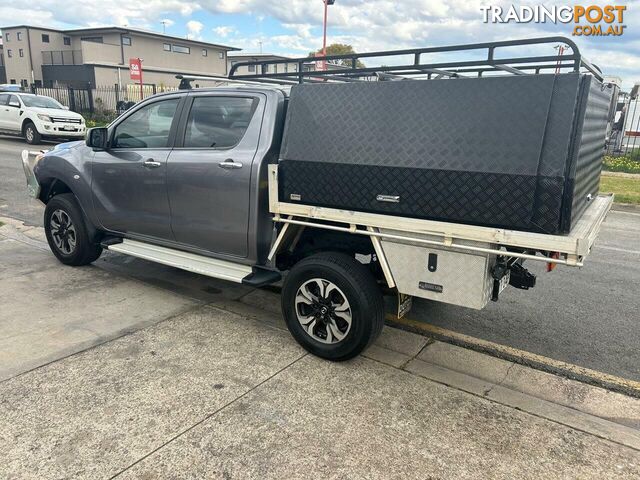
[167,93,264,257]
[0,94,22,132]
[0,94,9,130]
[91,95,183,240]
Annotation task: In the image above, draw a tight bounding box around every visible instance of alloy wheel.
[295,278,352,344]
[50,209,77,255]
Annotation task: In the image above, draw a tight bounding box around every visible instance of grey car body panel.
[167,91,266,258]
[90,93,187,241]
[33,141,99,225]
[32,87,287,267]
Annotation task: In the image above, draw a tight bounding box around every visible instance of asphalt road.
[1,135,638,381]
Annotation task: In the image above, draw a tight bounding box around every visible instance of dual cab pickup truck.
[1,92,86,144]
[22,38,613,361]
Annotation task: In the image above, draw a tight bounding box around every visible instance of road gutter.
[387,314,640,399]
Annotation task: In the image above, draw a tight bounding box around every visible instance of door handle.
[218,159,243,170]
[143,159,161,168]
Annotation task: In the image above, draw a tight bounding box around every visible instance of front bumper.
[38,121,85,137]
[21,150,44,199]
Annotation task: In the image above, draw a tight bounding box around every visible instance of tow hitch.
[509,263,537,290]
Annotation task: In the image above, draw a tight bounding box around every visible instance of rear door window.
[112,98,180,149]
[0,94,9,105]
[183,96,258,149]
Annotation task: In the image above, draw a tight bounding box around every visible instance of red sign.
[129,58,142,80]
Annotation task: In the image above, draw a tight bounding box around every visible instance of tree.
[309,43,366,68]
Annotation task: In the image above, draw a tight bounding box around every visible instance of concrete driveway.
[1,218,640,479]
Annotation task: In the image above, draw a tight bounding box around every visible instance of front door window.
[112,99,179,149]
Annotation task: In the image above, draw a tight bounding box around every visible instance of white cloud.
[214,26,236,38]
[186,20,204,39]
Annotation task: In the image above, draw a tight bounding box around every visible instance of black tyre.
[24,122,41,145]
[282,252,384,361]
[44,193,102,266]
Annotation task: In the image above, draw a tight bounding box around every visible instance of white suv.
[0,92,86,144]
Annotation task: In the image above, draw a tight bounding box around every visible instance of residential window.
[218,51,224,60]
[19,49,24,58]
[10,79,16,84]
[81,36,103,43]
[4,33,9,42]
[202,49,207,57]
[42,34,50,43]
[163,43,171,51]
[7,50,12,58]
[20,79,28,87]
[172,44,190,54]
[64,37,71,46]
[17,32,22,41]
[122,36,131,46]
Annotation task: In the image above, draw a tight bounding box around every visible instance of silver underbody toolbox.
[379,234,503,310]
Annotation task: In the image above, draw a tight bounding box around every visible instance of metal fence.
[30,84,179,116]
[606,94,640,161]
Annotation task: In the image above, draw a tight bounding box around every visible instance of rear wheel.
[282,252,384,361]
[24,122,41,145]
[44,193,102,266]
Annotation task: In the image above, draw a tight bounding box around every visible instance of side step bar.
[107,239,257,284]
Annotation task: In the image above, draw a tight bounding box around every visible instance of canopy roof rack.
[228,36,603,85]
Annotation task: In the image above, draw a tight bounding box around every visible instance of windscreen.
[21,95,64,109]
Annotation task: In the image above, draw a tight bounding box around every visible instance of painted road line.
[597,245,640,255]
[385,313,640,398]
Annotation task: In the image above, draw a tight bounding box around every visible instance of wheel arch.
[39,178,101,242]
[38,177,73,204]
[272,223,394,288]
[21,117,36,134]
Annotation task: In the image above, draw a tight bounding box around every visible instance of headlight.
[37,114,52,122]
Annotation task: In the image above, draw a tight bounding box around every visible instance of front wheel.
[44,193,103,266]
[281,252,384,361]
[24,122,41,145]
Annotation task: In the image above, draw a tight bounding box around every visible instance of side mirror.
[62,105,70,110]
[86,127,109,150]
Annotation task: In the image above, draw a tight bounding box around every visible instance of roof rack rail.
[174,74,295,90]
[228,36,603,85]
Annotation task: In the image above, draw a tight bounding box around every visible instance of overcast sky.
[1,0,638,89]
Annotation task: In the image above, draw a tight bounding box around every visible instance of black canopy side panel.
[280,76,558,175]
[278,74,597,233]
[530,74,582,233]
[560,76,612,232]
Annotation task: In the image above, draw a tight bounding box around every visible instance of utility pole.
[322,0,335,71]
[161,20,167,34]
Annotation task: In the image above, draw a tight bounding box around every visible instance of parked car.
[21,38,613,361]
[0,84,22,92]
[0,92,86,144]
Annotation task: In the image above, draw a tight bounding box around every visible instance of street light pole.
[321,0,335,71]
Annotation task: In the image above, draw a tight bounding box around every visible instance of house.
[0,42,6,83]
[0,25,240,88]
[228,53,301,76]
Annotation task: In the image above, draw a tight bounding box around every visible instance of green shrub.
[602,156,640,174]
